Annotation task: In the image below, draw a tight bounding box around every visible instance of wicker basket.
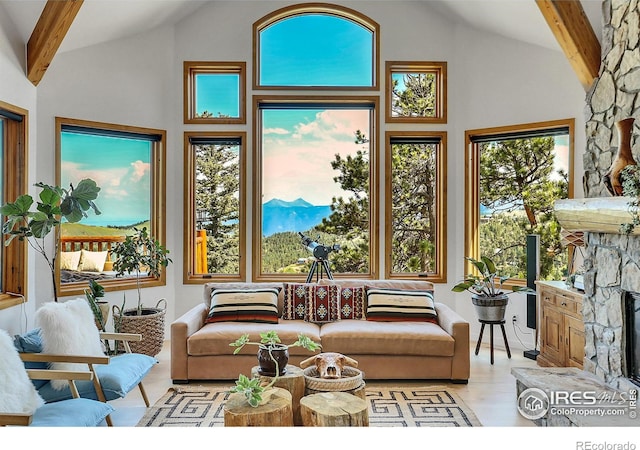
[113,299,166,357]
[303,366,363,392]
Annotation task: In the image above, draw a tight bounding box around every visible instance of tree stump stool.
[224,387,293,426]
[305,381,366,400]
[300,391,369,427]
[251,365,305,426]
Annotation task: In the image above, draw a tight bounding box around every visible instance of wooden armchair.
[0,366,113,427]
[16,330,157,427]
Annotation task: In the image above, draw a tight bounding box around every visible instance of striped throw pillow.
[365,287,438,323]
[205,287,280,324]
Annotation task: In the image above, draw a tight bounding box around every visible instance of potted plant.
[110,226,172,357]
[619,164,640,234]
[229,331,321,407]
[452,255,535,322]
[0,179,101,302]
[84,279,109,331]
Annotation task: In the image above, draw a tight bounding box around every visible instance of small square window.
[184,62,246,124]
[386,61,447,123]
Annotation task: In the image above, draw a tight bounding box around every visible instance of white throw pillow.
[78,249,108,272]
[0,328,44,414]
[36,298,105,390]
[60,250,82,271]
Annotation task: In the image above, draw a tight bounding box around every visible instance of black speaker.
[526,234,540,329]
[524,234,540,360]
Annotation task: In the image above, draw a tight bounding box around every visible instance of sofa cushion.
[188,320,321,357]
[30,398,114,427]
[205,287,280,324]
[35,298,106,390]
[13,328,48,390]
[204,282,284,311]
[60,250,82,271]
[282,283,312,320]
[319,320,454,357]
[306,285,341,323]
[320,278,435,291]
[337,286,366,320]
[37,353,158,402]
[365,287,438,323]
[77,249,108,272]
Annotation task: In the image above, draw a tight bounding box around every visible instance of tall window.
[465,119,574,281]
[386,132,447,281]
[184,132,245,282]
[254,98,378,280]
[255,4,378,88]
[0,101,28,310]
[56,117,167,296]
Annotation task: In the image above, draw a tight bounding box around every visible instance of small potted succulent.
[229,331,321,407]
[452,255,535,322]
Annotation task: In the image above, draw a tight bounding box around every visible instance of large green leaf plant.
[0,179,101,302]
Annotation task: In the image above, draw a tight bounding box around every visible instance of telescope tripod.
[305,258,334,283]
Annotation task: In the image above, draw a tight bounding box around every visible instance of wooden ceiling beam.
[536,0,601,91]
[27,0,83,86]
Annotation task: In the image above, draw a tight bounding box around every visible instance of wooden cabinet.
[536,280,585,369]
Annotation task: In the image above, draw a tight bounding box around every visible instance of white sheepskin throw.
[36,298,105,390]
[0,328,44,414]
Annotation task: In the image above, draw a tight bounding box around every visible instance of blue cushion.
[13,329,48,390]
[37,353,157,402]
[31,398,113,426]
[13,328,44,353]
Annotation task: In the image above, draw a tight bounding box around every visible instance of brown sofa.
[171,279,470,383]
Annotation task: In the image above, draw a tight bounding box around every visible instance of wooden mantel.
[554,197,640,235]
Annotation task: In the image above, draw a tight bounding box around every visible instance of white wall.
[0,1,38,335]
[0,0,588,351]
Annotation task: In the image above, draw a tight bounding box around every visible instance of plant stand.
[251,365,305,426]
[224,387,293,426]
[300,392,368,426]
[474,319,511,365]
[113,299,166,357]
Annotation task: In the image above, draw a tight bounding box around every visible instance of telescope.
[298,232,340,282]
[299,232,340,261]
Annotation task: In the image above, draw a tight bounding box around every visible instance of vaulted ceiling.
[0,0,604,88]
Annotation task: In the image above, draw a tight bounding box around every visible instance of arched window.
[254,4,378,88]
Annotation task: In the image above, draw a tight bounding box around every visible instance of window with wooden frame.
[184,132,246,283]
[0,101,28,310]
[385,131,447,282]
[253,96,379,281]
[386,61,447,123]
[254,3,379,89]
[465,119,574,283]
[56,117,167,297]
[183,61,246,124]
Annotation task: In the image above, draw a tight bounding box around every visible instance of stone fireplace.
[582,230,640,392]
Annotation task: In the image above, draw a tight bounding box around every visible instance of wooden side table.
[475,319,511,365]
[251,365,305,426]
[300,392,369,426]
[224,387,293,426]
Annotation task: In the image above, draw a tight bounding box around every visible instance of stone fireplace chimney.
[559,1,640,391]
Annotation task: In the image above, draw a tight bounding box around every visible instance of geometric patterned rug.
[136,384,482,427]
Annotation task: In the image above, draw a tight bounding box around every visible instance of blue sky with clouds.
[61,132,151,226]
